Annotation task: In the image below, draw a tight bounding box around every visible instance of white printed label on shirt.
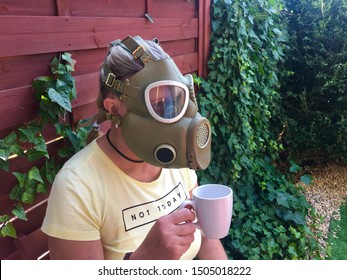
[122,183,188,231]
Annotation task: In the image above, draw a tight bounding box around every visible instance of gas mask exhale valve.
[101,36,211,170]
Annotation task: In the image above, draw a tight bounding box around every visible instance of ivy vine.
[0,53,90,238]
[196,0,323,259]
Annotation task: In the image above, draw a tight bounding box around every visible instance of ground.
[301,163,347,258]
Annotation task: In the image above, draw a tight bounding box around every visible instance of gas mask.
[101,36,211,170]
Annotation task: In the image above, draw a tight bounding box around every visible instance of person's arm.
[197,236,228,260]
[130,208,196,260]
[47,208,196,260]
[47,236,104,260]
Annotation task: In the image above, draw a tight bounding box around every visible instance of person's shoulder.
[62,140,98,170]
[52,141,100,189]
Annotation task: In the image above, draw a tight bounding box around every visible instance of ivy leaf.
[58,146,72,158]
[42,158,61,185]
[62,52,76,71]
[56,78,68,90]
[288,244,298,258]
[33,75,53,84]
[0,131,17,150]
[21,190,35,204]
[28,166,44,184]
[0,148,9,161]
[50,57,59,70]
[289,160,302,173]
[36,183,47,194]
[0,215,10,223]
[300,175,313,185]
[18,126,37,142]
[277,192,290,208]
[212,21,219,31]
[32,136,49,158]
[48,88,72,112]
[1,222,17,238]
[289,226,301,239]
[0,158,9,172]
[52,61,66,75]
[9,184,23,201]
[70,79,77,100]
[12,172,27,188]
[12,204,28,221]
[283,211,306,225]
[27,149,47,162]
[10,143,23,157]
[0,132,19,161]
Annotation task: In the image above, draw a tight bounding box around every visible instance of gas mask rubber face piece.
[103,36,211,170]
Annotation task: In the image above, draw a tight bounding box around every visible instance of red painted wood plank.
[71,102,99,126]
[0,236,17,259]
[198,0,211,78]
[0,16,198,57]
[0,193,49,222]
[0,86,38,132]
[1,16,196,34]
[173,52,198,75]
[72,72,99,109]
[150,0,196,18]
[55,0,196,18]
[56,0,146,17]
[0,201,48,259]
[4,249,22,260]
[70,48,107,76]
[12,198,48,235]
[0,0,55,16]
[0,54,54,91]
[160,38,196,57]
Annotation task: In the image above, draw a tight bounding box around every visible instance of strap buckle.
[132,45,145,59]
[105,73,116,87]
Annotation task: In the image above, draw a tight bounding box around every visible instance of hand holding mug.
[180,184,233,239]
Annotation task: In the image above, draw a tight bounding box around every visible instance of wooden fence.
[0,0,211,259]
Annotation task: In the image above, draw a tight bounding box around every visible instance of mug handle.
[179,199,201,229]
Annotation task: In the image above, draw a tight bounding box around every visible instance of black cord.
[106,130,144,163]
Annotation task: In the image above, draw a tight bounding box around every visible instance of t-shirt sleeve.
[41,168,101,241]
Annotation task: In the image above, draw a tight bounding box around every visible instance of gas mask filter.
[101,36,211,170]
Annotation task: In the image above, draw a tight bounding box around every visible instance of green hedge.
[276,0,347,163]
[196,0,322,259]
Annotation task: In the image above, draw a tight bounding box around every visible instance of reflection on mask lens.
[148,85,186,119]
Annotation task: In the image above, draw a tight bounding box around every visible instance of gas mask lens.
[145,80,189,123]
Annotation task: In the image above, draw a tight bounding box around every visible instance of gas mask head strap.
[101,36,152,98]
[121,36,152,64]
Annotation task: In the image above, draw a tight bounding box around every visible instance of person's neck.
[106,129,144,163]
[97,130,162,182]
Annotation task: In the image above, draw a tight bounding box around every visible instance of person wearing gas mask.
[41,36,228,260]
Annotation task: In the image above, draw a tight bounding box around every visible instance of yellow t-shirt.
[41,140,201,259]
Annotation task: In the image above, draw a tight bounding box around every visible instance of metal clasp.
[105,73,116,87]
[132,45,145,59]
